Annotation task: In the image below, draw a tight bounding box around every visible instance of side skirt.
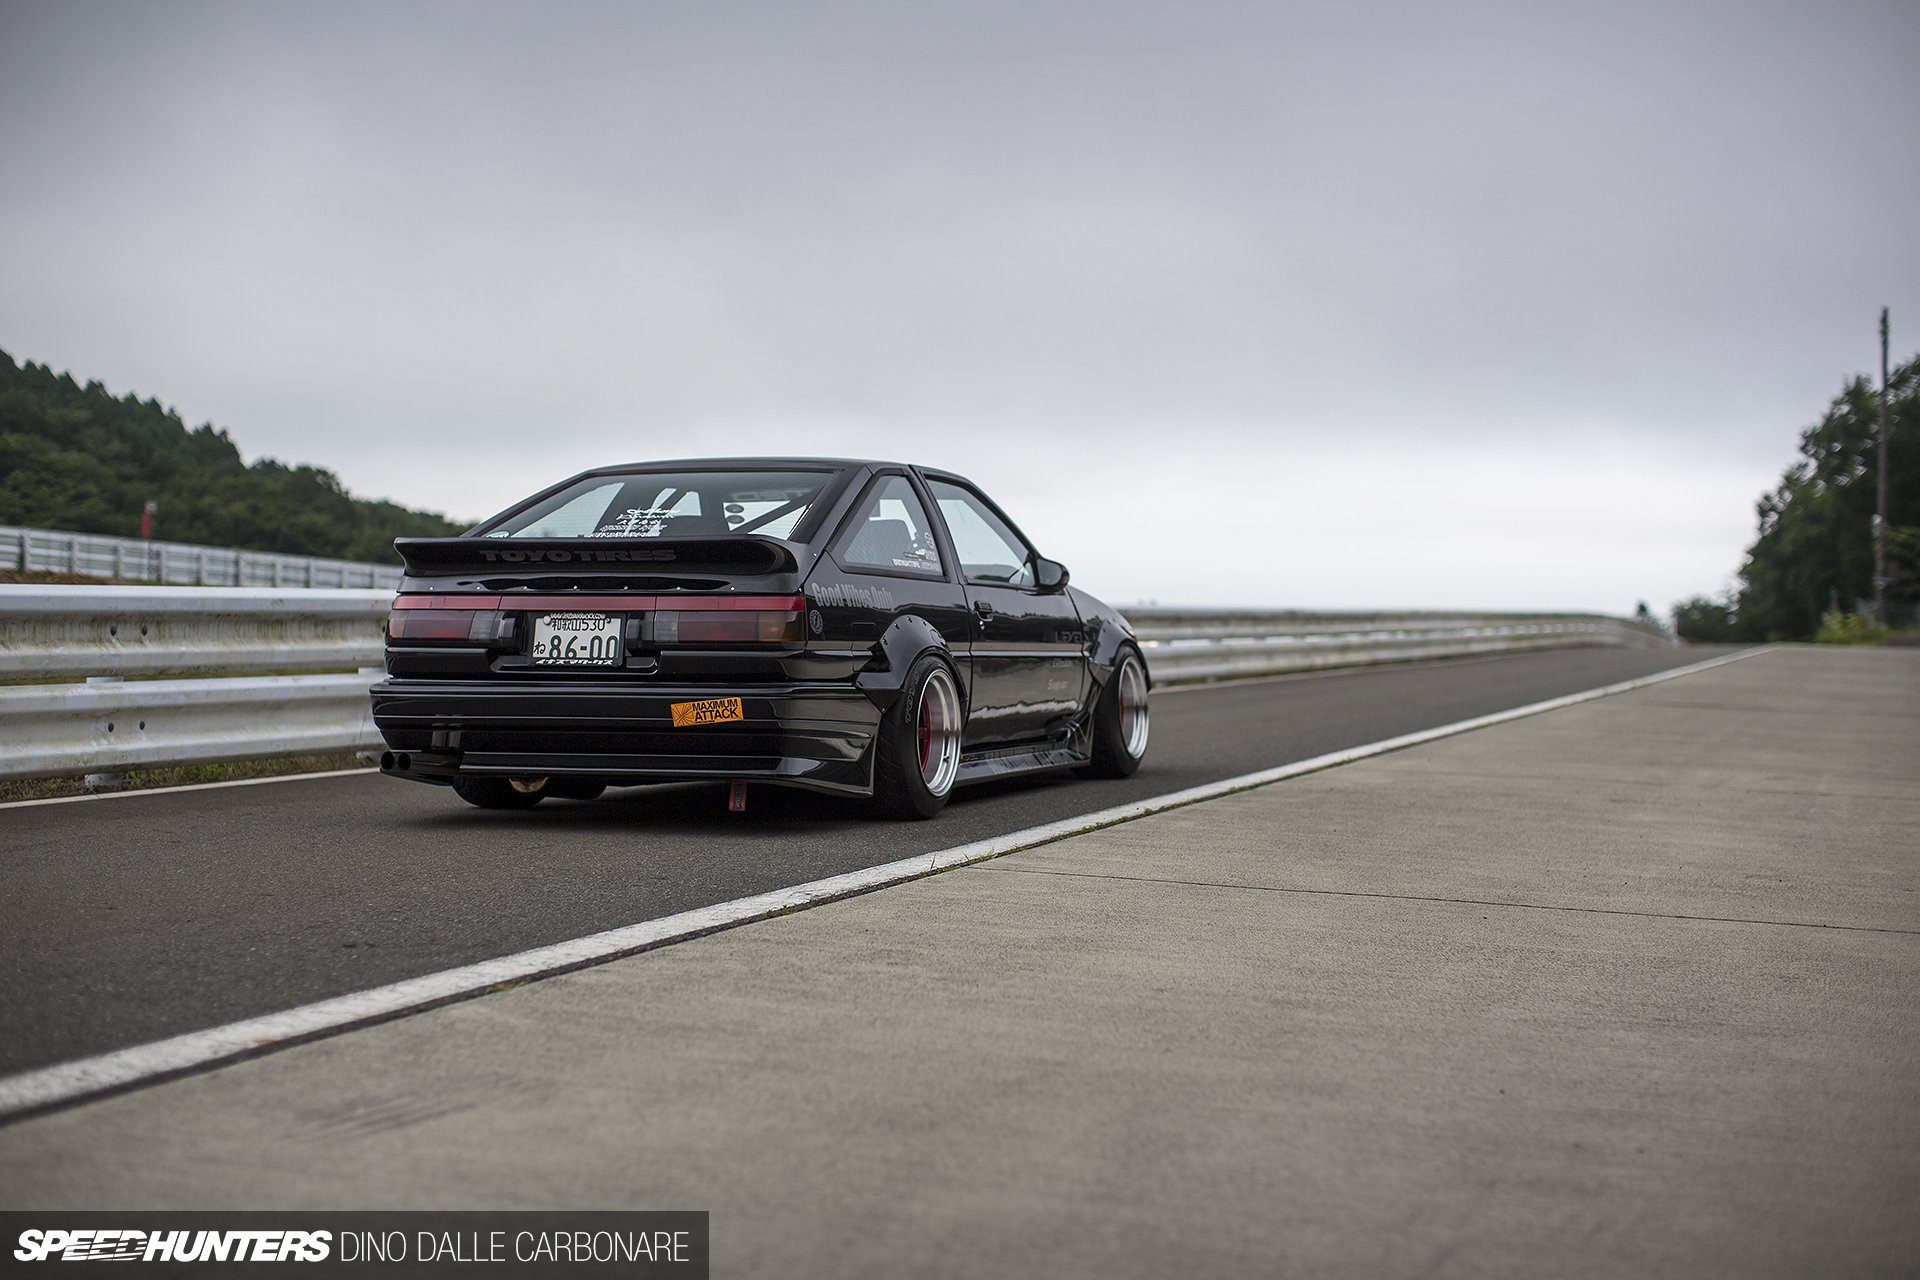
[954,741,1091,786]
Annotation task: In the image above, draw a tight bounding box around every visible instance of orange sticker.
[671,697,744,727]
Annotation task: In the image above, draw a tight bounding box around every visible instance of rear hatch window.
[482,470,834,541]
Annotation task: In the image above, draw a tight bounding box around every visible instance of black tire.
[452,777,546,809]
[546,778,607,801]
[871,654,965,820]
[1082,648,1149,778]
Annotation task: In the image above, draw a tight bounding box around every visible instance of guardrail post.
[81,675,126,792]
[356,664,387,764]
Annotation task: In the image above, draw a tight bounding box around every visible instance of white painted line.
[0,645,1773,1121]
[0,767,377,811]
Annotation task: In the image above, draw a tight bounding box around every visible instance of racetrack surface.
[0,645,1738,1076]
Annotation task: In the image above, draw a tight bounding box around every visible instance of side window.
[837,476,945,576]
[928,481,1034,587]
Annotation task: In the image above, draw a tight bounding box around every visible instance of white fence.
[0,525,402,589]
[0,588,1674,784]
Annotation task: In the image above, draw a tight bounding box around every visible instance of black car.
[370,458,1149,818]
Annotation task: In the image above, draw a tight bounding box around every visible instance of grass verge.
[0,569,144,585]
[0,752,372,804]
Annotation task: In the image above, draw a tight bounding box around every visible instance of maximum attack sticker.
[671,697,744,727]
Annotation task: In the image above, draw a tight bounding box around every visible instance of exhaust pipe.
[380,751,413,773]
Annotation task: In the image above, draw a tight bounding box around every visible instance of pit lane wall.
[0,588,1673,784]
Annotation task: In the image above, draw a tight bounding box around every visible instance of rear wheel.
[872,654,964,819]
[1082,648,1149,778]
[452,777,547,809]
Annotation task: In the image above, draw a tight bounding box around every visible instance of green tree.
[0,349,468,560]
[1725,356,1918,640]
[1672,594,1741,643]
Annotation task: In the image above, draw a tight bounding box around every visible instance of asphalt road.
[0,645,1735,1077]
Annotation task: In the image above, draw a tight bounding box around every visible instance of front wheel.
[1081,648,1149,778]
[872,655,965,819]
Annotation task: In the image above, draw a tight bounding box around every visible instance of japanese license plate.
[671,697,744,727]
[530,612,624,666]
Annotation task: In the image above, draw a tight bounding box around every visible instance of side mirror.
[1033,557,1070,592]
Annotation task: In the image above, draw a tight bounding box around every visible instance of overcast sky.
[2,0,1915,612]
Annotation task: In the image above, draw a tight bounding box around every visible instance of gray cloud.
[2,0,1915,609]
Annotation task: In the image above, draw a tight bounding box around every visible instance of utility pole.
[1874,308,1890,626]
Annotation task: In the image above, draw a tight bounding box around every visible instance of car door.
[923,476,1088,747]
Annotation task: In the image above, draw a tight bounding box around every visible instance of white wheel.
[1085,649,1148,778]
[874,654,965,819]
[915,664,963,797]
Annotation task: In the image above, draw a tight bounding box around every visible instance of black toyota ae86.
[370,458,1149,818]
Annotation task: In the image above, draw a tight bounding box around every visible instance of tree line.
[0,350,466,562]
[1674,354,1918,641]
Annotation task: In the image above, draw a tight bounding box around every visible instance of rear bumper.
[369,678,881,796]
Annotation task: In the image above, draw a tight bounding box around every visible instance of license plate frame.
[529,612,625,667]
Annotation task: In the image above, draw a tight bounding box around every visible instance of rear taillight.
[388,609,484,641]
[388,595,500,642]
[387,593,804,647]
[652,594,804,645]
[655,610,804,644]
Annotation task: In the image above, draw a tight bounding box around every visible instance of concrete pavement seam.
[1635,699,1920,719]
[1269,770,1920,801]
[983,867,1920,936]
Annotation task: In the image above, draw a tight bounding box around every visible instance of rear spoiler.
[393,536,800,578]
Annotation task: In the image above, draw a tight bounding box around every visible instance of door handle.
[973,600,995,617]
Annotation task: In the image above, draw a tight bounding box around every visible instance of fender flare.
[1087,617,1151,692]
[854,614,963,713]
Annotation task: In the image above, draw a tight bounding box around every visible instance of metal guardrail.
[0,586,388,680]
[0,589,1674,784]
[0,525,402,589]
[1130,610,1673,681]
[0,586,392,784]
[1,674,386,783]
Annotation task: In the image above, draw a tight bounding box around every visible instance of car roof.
[580,457,896,475]
[578,456,978,475]
[572,456,984,488]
